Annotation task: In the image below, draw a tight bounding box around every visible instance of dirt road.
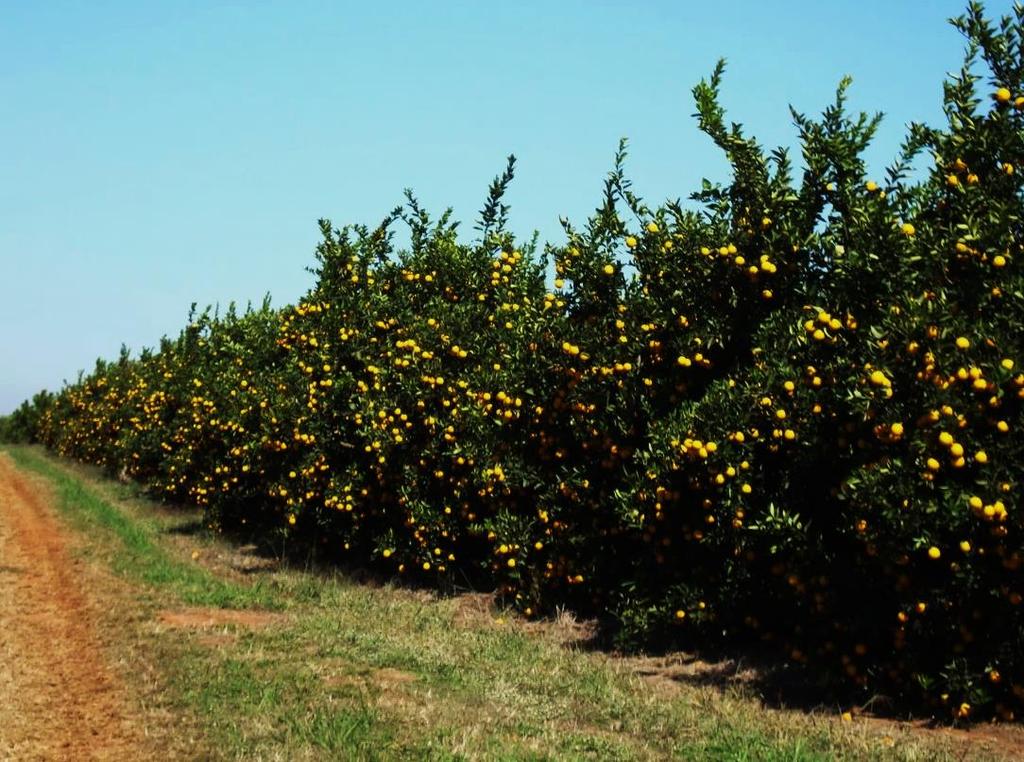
[0,453,140,761]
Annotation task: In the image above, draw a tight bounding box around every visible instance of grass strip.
[5,446,274,610]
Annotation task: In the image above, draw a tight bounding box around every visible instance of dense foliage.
[4,2,1023,722]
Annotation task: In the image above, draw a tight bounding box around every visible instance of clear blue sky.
[1,1,1013,413]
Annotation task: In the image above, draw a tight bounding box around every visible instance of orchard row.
[5,2,1023,722]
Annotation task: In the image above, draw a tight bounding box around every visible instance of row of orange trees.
[4,2,1022,721]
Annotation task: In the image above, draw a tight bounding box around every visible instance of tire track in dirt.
[0,453,140,761]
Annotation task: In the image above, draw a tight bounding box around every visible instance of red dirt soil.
[0,454,141,760]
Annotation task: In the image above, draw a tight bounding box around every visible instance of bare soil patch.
[321,666,418,691]
[156,606,282,630]
[0,454,143,760]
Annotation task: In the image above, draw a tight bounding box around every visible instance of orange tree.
[602,3,1024,719]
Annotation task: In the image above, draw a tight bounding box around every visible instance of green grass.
[2,445,992,761]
